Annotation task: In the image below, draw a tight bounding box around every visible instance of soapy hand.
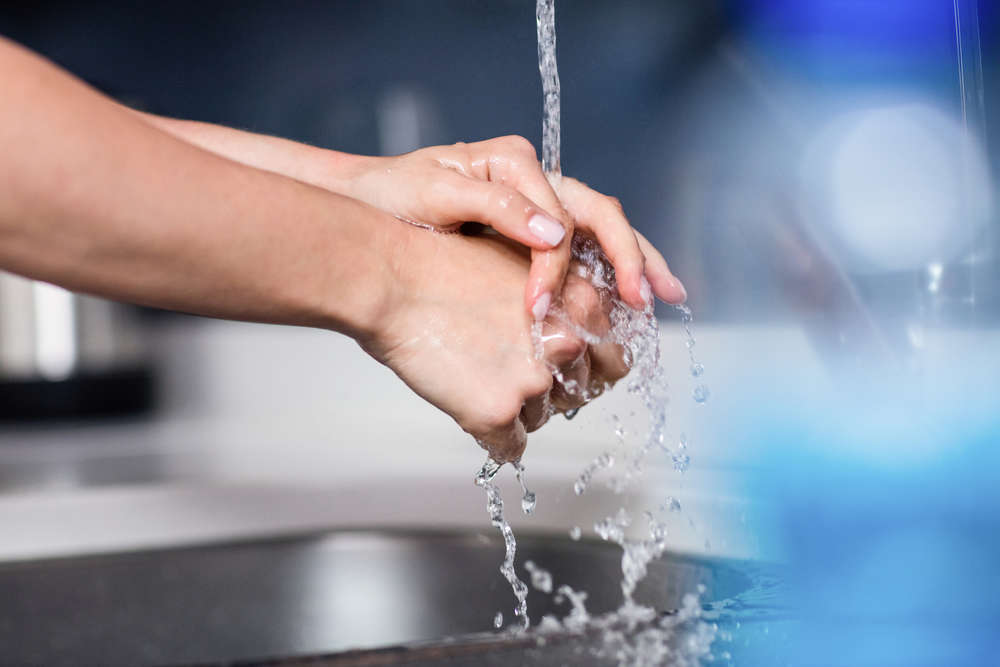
[360,220,629,463]
[336,137,687,319]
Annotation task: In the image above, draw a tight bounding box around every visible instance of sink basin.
[0,530,765,666]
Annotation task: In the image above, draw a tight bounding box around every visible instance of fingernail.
[639,278,652,305]
[532,292,551,322]
[672,276,688,302]
[527,214,565,247]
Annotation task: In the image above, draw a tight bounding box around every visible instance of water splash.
[677,304,709,405]
[554,584,591,633]
[475,457,530,630]
[513,461,537,515]
[471,0,715,658]
[574,450,615,495]
[524,560,554,593]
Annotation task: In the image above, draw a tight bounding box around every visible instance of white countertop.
[0,316,827,562]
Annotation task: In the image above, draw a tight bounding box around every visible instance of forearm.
[0,37,392,339]
[131,109,367,196]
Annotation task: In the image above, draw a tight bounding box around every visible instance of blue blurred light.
[726,0,962,86]
[730,0,953,43]
[736,395,1000,666]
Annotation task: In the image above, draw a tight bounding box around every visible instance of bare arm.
[132,109,688,315]
[0,37,627,459]
[132,109,364,195]
[0,36,391,340]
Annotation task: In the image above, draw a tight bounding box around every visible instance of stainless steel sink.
[0,530,761,666]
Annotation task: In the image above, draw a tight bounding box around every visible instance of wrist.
[312,149,382,199]
[311,196,401,345]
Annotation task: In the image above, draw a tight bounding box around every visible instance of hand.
[335,136,687,319]
[360,220,629,463]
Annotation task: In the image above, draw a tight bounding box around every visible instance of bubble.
[693,385,710,404]
[493,611,503,629]
[690,362,705,377]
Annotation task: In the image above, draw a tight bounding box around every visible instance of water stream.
[474,3,714,662]
[536,0,561,176]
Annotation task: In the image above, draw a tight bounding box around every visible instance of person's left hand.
[332,136,687,320]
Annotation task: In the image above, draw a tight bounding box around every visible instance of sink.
[0,529,766,666]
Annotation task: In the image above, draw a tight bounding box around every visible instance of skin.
[132,116,688,315]
[0,36,678,461]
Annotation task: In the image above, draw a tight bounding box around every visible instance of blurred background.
[1,1,999,664]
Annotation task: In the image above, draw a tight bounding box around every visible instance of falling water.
[536,0,561,175]
[529,1,717,663]
[473,4,715,659]
[476,456,530,630]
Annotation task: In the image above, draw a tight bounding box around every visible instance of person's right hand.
[359,219,630,463]
[329,137,686,321]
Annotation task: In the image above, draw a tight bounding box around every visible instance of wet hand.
[336,136,686,322]
[360,221,629,463]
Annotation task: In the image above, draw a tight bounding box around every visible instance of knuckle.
[525,369,554,399]
[484,182,517,212]
[504,134,537,158]
[478,396,523,433]
[574,282,604,317]
[556,336,588,365]
[604,195,624,213]
[545,326,588,366]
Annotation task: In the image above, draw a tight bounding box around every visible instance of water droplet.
[690,362,704,377]
[493,611,503,629]
[569,525,581,540]
[573,479,586,496]
[563,407,580,420]
[692,385,710,404]
[521,490,536,515]
[661,496,681,512]
[524,560,553,593]
[513,462,536,515]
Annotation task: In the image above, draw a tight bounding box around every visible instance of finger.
[588,340,630,385]
[521,395,552,433]
[519,365,554,433]
[634,229,686,304]
[558,272,613,339]
[432,172,566,251]
[555,177,648,310]
[468,137,575,322]
[548,353,593,413]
